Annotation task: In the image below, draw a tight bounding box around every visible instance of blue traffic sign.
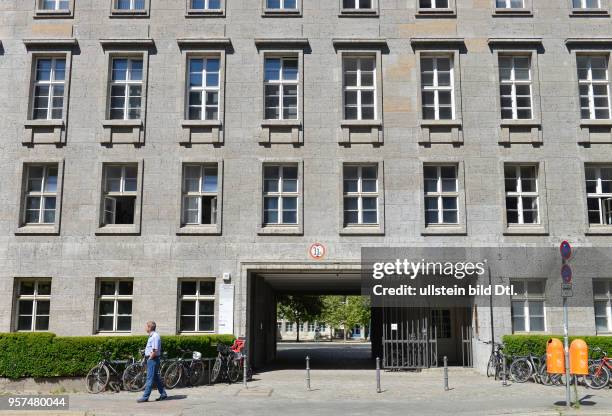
[560,240,572,260]
[561,264,572,284]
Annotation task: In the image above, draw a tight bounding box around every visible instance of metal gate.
[461,325,473,368]
[382,309,438,370]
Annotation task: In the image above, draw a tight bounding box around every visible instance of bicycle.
[85,351,134,394]
[485,341,506,380]
[212,343,239,383]
[584,347,611,389]
[509,353,547,384]
[122,350,147,392]
[163,349,204,389]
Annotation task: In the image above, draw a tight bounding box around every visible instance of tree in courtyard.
[321,296,371,341]
[277,295,323,342]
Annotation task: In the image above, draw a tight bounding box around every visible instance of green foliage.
[0,333,234,379]
[502,335,612,358]
[320,296,371,338]
[277,295,324,341]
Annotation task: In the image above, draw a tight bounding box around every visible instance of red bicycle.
[585,347,611,390]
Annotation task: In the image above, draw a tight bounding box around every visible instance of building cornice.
[23,38,78,49]
[99,38,155,49]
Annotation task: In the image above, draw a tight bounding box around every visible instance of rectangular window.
[573,0,601,8]
[343,56,376,120]
[511,280,545,332]
[343,0,373,8]
[187,57,220,121]
[191,0,221,9]
[420,0,449,8]
[31,57,65,120]
[594,280,612,333]
[276,321,283,331]
[424,165,458,226]
[109,57,143,120]
[343,165,378,226]
[179,280,215,332]
[286,322,294,332]
[39,0,70,10]
[23,165,58,225]
[319,323,327,331]
[263,165,298,225]
[421,56,454,120]
[499,56,532,120]
[504,165,540,225]
[182,164,218,226]
[266,0,297,9]
[115,0,145,10]
[14,279,51,332]
[97,280,132,332]
[102,164,138,226]
[496,0,524,7]
[586,165,612,226]
[308,322,316,332]
[264,57,299,120]
[578,55,611,120]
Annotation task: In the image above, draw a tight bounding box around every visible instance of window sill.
[493,8,533,17]
[340,226,384,236]
[25,119,65,129]
[580,119,612,127]
[261,120,302,128]
[339,9,379,18]
[15,225,59,236]
[182,120,222,128]
[95,331,133,336]
[177,225,221,236]
[340,119,382,128]
[421,225,467,236]
[503,226,548,236]
[101,120,144,145]
[570,9,610,17]
[186,9,225,17]
[416,9,457,18]
[258,226,303,236]
[262,9,301,17]
[500,119,541,128]
[96,225,140,236]
[512,331,548,335]
[103,119,143,128]
[34,9,73,19]
[110,9,149,18]
[420,119,462,128]
[586,226,612,236]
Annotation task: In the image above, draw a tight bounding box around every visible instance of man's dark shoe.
[136,397,149,403]
[155,395,168,401]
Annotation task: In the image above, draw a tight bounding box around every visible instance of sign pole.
[560,241,573,408]
[563,295,570,408]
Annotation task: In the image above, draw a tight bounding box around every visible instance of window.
[266,0,297,9]
[504,165,540,225]
[179,280,215,332]
[308,322,316,332]
[573,0,601,8]
[586,165,612,226]
[343,56,376,120]
[343,165,378,225]
[424,165,458,226]
[23,165,58,225]
[499,56,532,120]
[264,57,298,120]
[115,0,145,10]
[14,279,51,331]
[31,57,65,120]
[420,0,449,8]
[263,165,298,225]
[276,321,283,331]
[97,280,133,332]
[594,280,612,333]
[299,322,304,332]
[286,322,294,332]
[319,323,327,332]
[421,56,454,120]
[496,0,524,7]
[511,280,545,332]
[578,55,611,120]
[187,57,220,121]
[39,0,70,10]
[102,164,138,225]
[182,164,218,225]
[191,0,221,9]
[109,57,143,120]
[343,0,373,9]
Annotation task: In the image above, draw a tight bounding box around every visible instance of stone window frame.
[499,160,550,236]
[489,39,544,145]
[99,39,154,146]
[257,159,304,236]
[416,0,457,18]
[492,0,533,17]
[570,0,610,17]
[333,39,386,145]
[339,0,379,17]
[262,0,302,17]
[582,162,612,235]
[23,39,77,146]
[14,159,65,236]
[185,0,225,17]
[176,159,223,235]
[95,159,144,236]
[510,279,547,334]
[593,279,612,334]
[12,277,52,332]
[176,278,218,334]
[94,278,134,334]
[34,0,75,19]
[338,159,385,236]
[419,159,467,236]
[178,39,231,145]
[255,39,308,145]
[109,0,150,18]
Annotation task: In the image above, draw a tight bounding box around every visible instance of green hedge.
[502,335,612,358]
[0,333,235,379]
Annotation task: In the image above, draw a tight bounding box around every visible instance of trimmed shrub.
[0,333,235,379]
[502,334,612,358]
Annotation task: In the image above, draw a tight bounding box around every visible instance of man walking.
[137,321,168,403]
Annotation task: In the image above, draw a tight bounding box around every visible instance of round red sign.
[309,243,326,260]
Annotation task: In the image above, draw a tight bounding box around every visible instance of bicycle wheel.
[188,360,205,386]
[86,364,110,394]
[122,363,146,392]
[211,357,223,383]
[538,363,554,386]
[584,363,610,390]
[486,354,498,378]
[228,360,241,383]
[164,361,183,389]
[510,358,532,383]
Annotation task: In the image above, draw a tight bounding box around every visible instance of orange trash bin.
[570,339,589,375]
[547,338,565,374]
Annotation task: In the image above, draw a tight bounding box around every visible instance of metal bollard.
[502,356,508,387]
[444,356,449,391]
[376,357,381,393]
[243,354,248,388]
[306,355,311,391]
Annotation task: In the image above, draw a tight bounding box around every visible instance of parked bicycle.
[485,341,507,380]
[85,351,134,394]
[122,350,147,392]
[585,347,611,389]
[509,353,548,384]
[212,343,240,383]
[163,349,204,389]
